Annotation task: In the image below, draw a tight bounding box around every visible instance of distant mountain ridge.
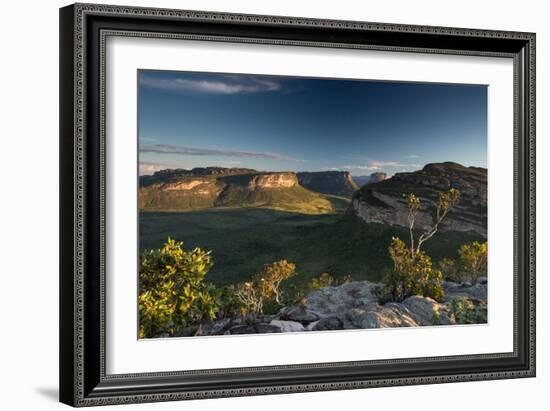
[296,171,359,196]
[140,163,487,232]
[139,167,335,214]
[351,162,487,237]
[353,172,388,187]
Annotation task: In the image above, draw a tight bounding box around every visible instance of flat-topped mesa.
[366,172,388,185]
[246,172,298,189]
[139,169,334,213]
[139,167,259,188]
[351,162,487,237]
[297,171,359,196]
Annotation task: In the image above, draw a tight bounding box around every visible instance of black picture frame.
[59,3,536,407]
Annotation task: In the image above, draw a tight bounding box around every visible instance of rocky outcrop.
[302,281,459,329]
[351,162,487,237]
[297,171,359,196]
[269,320,305,332]
[176,279,487,337]
[442,280,487,301]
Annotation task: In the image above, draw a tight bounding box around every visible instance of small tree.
[138,238,220,338]
[458,241,488,284]
[374,237,444,302]
[233,282,263,316]
[406,189,461,257]
[234,260,297,316]
[374,189,460,302]
[256,260,297,305]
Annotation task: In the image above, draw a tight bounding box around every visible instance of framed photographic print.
[59,3,536,407]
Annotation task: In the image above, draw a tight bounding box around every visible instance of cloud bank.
[139,75,282,95]
[344,161,422,171]
[139,161,178,176]
[140,143,301,162]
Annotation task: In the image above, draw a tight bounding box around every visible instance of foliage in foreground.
[308,272,353,290]
[139,239,299,337]
[138,238,221,338]
[437,241,488,284]
[449,297,488,324]
[233,260,297,316]
[373,189,461,302]
[373,237,444,302]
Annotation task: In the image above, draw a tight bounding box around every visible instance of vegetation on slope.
[140,208,484,290]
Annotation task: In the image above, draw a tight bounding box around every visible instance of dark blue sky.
[138,70,487,176]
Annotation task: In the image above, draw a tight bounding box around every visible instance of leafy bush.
[458,241,488,284]
[449,297,487,324]
[216,285,247,318]
[138,238,220,338]
[373,237,444,302]
[309,272,353,290]
[309,272,336,289]
[437,241,488,284]
[437,257,460,282]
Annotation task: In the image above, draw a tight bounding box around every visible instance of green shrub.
[309,272,336,290]
[437,257,460,282]
[373,237,444,302]
[309,272,354,291]
[449,297,487,324]
[138,238,220,338]
[216,285,246,318]
[458,241,488,284]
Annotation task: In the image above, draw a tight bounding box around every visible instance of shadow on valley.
[139,207,482,291]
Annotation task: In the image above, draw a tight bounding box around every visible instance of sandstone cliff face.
[351,162,487,237]
[246,172,297,189]
[296,171,359,196]
[159,178,217,194]
[139,177,223,210]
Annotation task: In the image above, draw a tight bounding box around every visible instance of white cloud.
[344,161,421,171]
[139,161,178,176]
[139,75,282,95]
[139,136,158,143]
[140,143,302,162]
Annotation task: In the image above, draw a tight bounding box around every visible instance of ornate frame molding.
[60,3,535,407]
